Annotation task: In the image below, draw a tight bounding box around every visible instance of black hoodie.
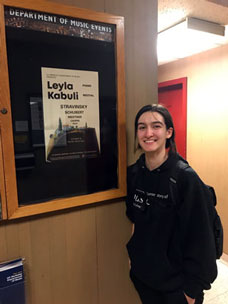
[126,153,217,299]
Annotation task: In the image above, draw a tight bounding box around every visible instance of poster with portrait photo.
[41,67,100,162]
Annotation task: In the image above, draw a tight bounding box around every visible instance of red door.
[158,78,187,159]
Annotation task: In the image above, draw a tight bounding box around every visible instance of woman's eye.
[153,125,161,129]
[138,126,145,130]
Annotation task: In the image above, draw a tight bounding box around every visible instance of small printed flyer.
[41,67,100,162]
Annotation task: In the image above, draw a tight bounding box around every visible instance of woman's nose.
[145,126,153,137]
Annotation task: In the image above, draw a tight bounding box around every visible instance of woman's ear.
[166,127,173,139]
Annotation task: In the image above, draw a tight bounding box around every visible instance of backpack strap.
[207,185,217,207]
[169,159,190,206]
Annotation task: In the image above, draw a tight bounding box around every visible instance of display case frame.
[0,0,126,219]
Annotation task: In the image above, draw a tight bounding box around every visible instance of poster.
[41,67,100,162]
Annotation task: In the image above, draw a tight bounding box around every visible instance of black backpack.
[169,159,223,259]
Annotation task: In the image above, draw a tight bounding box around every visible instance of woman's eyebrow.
[152,121,164,126]
[138,121,164,125]
[137,122,145,125]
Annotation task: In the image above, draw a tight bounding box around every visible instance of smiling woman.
[126,104,218,304]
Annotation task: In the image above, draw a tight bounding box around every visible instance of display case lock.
[0,108,7,114]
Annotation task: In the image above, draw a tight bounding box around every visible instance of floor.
[204,254,228,303]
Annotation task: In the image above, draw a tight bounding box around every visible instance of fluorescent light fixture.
[157,17,227,65]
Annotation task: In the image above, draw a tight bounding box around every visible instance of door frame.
[158,77,187,158]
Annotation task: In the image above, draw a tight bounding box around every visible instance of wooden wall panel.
[105,0,158,165]
[96,201,141,304]
[64,208,98,304]
[0,223,7,261]
[5,221,20,258]
[105,0,157,164]
[0,0,158,303]
[29,217,52,304]
[48,214,68,304]
[18,221,33,303]
[47,0,104,11]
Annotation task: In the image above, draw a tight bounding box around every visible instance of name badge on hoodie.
[133,189,148,211]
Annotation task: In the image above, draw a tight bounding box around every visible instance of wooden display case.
[0,0,126,219]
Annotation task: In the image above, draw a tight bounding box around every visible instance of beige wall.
[0,0,158,303]
[158,44,228,254]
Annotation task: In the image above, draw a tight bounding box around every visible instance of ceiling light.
[157,17,227,65]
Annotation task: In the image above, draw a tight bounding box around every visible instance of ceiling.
[158,0,228,32]
[157,0,228,64]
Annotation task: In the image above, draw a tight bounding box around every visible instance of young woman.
[126,104,217,304]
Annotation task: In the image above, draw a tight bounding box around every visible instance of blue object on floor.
[0,258,25,304]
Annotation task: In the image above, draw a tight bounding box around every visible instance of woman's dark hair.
[134,104,177,154]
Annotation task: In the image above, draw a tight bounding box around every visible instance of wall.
[0,0,158,303]
[158,44,228,254]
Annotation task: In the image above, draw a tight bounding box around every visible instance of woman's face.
[137,111,173,154]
